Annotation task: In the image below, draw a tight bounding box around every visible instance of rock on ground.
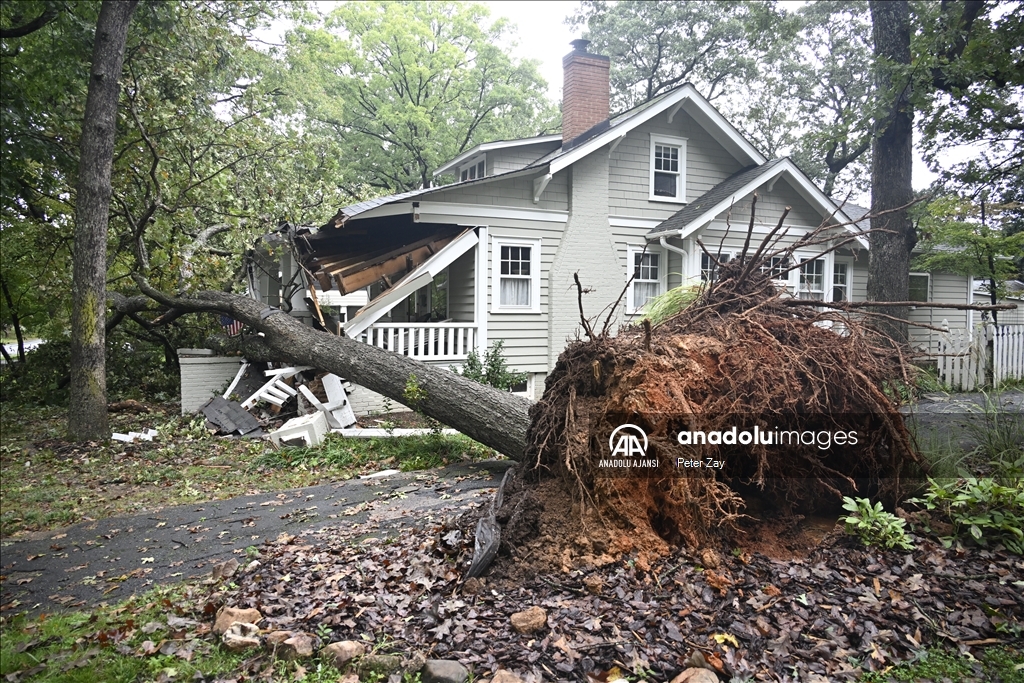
[279,632,316,659]
[421,659,469,683]
[221,622,260,651]
[213,606,262,636]
[322,640,366,668]
[509,606,547,634]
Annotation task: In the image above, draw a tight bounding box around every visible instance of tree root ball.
[523,256,925,564]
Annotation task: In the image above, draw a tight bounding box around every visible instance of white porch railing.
[354,322,478,361]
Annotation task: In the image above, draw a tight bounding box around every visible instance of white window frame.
[649,134,687,203]
[797,256,827,301]
[491,237,541,314]
[909,272,930,303]
[698,250,733,284]
[459,154,486,182]
[831,259,852,303]
[626,246,666,314]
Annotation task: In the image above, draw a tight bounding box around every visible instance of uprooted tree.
[135,205,1012,561]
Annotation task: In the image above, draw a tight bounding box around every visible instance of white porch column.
[475,226,489,354]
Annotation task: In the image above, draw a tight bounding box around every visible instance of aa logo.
[608,424,648,458]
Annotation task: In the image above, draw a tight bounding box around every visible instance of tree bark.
[868,0,915,345]
[68,0,137,441]
[135,279,533,459]
[1,275,26,364]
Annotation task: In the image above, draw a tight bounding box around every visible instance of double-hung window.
[832,261,850,302]
[649,134,686,202]
[493,238,540,313]
[760,256,791,284]
[460,155,485,182]
[700,252,731,283]
[798,258,826,300]
[628,248,663,313]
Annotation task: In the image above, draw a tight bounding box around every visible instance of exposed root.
[524,226,924,564]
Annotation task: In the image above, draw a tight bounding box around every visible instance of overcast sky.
[271,1,940,198]
[484,0,579,100]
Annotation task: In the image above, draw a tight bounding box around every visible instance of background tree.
[285,1,558,193]
[914,194,1024,324]
[867,0,915,345]
[568,0,784,110]
[865,0,1023,340]
[780,1,875,197]
[69,0,138,439]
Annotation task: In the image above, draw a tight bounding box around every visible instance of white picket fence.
[993,323,1024,384]
[934,321,1024,390]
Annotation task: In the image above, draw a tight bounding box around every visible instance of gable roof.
[432,134,561,177]
[647,159,788,238]
[549,83,766,175]
[647,157,867,249]
[327,83,769,226]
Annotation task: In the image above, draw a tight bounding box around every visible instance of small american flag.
[220,315,244,337]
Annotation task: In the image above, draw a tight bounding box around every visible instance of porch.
[352,321,480,362]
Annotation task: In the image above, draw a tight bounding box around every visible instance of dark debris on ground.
[215,502,1024,683]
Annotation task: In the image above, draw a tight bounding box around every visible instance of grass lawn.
[0,403,497,538]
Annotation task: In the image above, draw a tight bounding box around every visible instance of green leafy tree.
[1,2,356,412]
[569,0,785,110]
[285,1,558,193]
[914,194,1024,323]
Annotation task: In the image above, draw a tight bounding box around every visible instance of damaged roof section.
[297,215,463,295]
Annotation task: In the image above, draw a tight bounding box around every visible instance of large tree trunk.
[136,280,532,459]
[68,0,137,440]
[867,0,915,345]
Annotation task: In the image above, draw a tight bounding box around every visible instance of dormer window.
[460,155,486,182]
[649,134,686,203]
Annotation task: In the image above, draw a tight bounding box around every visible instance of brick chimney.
[562,39,610,144]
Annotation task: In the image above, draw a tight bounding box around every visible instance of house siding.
[910,271,970,350]
[447,249,475,323]
[707,176,828,230]
[427,172,569,212]
[609,110,745,220]
[490,143,560,175]
[485,224,562,373]
[548,149,626,367]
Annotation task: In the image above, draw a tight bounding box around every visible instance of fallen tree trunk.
[134,276,532,459]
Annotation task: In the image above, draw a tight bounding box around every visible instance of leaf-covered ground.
[2,496,1021,683]
[0,404,494,538]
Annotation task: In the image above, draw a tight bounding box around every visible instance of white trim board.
[550,84,766,176]
[666,159,865,250]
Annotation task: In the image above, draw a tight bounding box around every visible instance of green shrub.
[841,497,914,550]
[451,340,526,391]
[911,466,1024,554]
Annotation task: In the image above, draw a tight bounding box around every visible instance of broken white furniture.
[270,411,328,447]
[298,373,356,429]
[241,366,311,409]
[111,429,158,443]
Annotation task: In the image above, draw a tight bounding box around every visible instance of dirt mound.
[523,227,925,566]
